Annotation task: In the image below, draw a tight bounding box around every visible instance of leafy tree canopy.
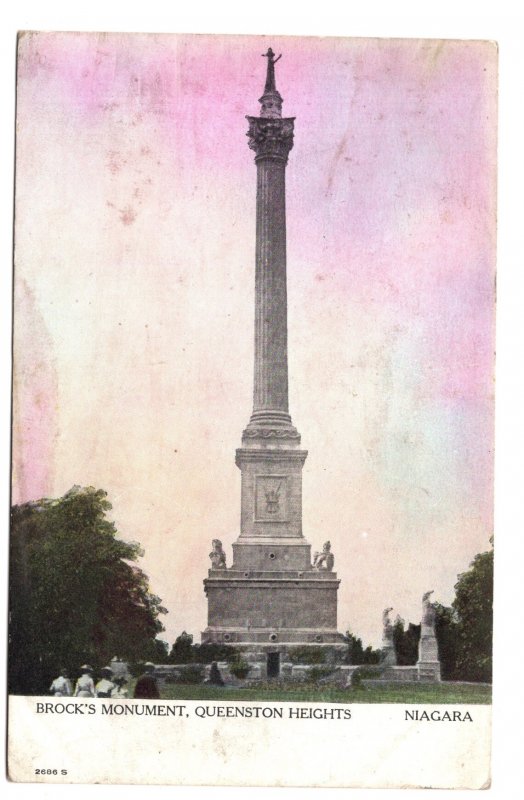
[169,631,194,664]
[9,486,167,694]
[343,631,381,665]
[432,602,459,680]
[392,617,420,666]
[453,539,493,682]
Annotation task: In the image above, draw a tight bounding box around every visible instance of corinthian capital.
[246,116,295,162]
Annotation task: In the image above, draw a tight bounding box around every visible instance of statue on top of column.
[262,48,282,93]
[257,47,284,120]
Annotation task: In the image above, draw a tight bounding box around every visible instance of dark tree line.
[392,619,421,665]
[9,486,167,694]
[165,632,242,665]
[343,632,381,665]
[452,540,493,681]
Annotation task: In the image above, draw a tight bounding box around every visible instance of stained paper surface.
[8,698,491,788]
[10,31,496,787]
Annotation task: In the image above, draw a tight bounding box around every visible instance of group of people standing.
[50,663,158,699]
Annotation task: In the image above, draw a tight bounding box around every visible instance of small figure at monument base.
[207,661,224,686]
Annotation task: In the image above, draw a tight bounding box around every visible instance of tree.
[343,631,381,665]
[169,631,194,664]
[343,631,364,664]
[392,616,420,665]
[452,540,493,682]
[144,639,170,664]
[433,602,459,680]
[9,486,167,694]
[191,643,239,664]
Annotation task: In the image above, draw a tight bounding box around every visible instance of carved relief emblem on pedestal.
[255,475,288,522]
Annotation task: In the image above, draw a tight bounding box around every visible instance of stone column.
[235,52,307,554]
[243,50,296,435]
[253,156,289,421]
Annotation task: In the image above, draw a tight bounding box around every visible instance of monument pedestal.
[381,642,397,667]
[203,567,344,648]
[416,623,441,682]
[202,433,346,673]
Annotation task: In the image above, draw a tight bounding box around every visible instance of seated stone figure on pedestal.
[209,539,227,570]
[313,541,334,571]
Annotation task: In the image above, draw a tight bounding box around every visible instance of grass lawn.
[146,681,491,705]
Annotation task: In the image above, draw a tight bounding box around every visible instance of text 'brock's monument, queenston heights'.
[202,50,347,676]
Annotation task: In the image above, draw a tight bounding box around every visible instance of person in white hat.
[95,666,116,698]
[74,665,96,697]
[49,667,72,697]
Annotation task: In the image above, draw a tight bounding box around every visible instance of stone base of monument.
[360,664,441,685]
[363,666,420,684]
[202,627,347,646]
[204,661,352,686]
[201,581,348,681]
[416,662,441,682]
[210,642,348,682]
[416,628,441,682]
[418,630,439,657]
[169,659,359,686]
[380,644,397,667]
[202,561,345,669]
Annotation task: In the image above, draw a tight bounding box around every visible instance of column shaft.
[253,158,289,419]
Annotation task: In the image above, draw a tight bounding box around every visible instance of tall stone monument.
[416,590,441,681]
[202,50,345,675]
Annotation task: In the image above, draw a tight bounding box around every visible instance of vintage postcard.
[8,31,496,787]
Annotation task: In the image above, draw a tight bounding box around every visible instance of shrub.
[192,643,239,664]
[350,670,363,688]
[169,632,194,664]
[288,647,326,665]
[308,666,333,683]
[164,665,204,684]
[128,661,147,678]
[229,658,251,680]
[350,666,383,688]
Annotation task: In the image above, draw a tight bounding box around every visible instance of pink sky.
[13,32,496,647]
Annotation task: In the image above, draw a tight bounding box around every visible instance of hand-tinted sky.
[13,32,496,647]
